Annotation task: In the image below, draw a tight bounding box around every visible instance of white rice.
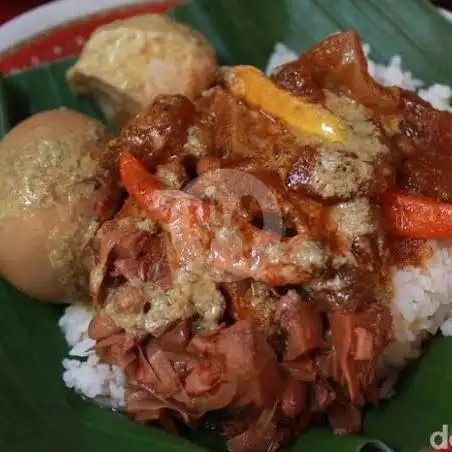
[384,241,452,370]
[60,42,452,407]
[59,304,126,408]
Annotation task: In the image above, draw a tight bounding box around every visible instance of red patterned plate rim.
[0,0,180,75]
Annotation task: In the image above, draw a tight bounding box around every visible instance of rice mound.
[59,43,452,408]
[59,304,125,408]
[384,241,452,366]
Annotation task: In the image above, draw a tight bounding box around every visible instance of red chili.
[381,190,452,239]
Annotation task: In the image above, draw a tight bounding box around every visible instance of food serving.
[2,13,452,452]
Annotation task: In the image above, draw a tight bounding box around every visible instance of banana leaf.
[1,1,452,451]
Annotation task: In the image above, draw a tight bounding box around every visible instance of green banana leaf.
[1,1,452,451]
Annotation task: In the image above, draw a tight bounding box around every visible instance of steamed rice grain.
[59,303,126,408]
[383,240,452,370]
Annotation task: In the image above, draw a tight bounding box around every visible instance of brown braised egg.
[0,108,121,302]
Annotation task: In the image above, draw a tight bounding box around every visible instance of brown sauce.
[388,237,433,268]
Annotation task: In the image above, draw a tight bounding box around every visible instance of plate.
[0,0,179,74]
